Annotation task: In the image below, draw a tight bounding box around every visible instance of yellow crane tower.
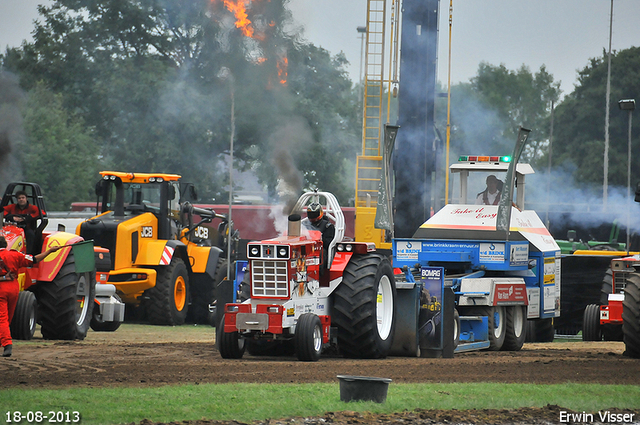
[354,0,400,251]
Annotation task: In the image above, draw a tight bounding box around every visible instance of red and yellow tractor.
[3,182,100,340]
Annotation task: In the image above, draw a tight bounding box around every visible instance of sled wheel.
[146,257,189,325]
[453,308,460,350]
[582,304,602,341]
[502,305,527,351]
[38,251,95,340]
[10,291,37,340]
[90,294,122,332]
[217,314,245,359]
[295,313,323,362]
[622,273,640,358]
[332,254,396,358]
[468,306,505,351]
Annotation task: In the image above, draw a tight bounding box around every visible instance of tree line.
[0,0,638,213]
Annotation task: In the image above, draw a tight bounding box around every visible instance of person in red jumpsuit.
[0,235,63,357]
[3,191,42,254]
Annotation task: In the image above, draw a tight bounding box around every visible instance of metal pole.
[227,81,235,279]
[627,108,632,254]
[603,0,613,209]
[545,100,554,228]
[444,0,453,205]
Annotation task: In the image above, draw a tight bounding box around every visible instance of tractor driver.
[305,203,335,274]
[4,191,41,253]
[475,175,502,205]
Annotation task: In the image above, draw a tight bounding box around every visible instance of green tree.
[438,63,561,168]
[2,0,361,205]
[551,47,640,188]
[21,83,99,210]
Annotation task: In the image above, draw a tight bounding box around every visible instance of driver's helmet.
[307,202,324,223]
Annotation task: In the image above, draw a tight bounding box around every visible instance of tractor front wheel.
[332,254,396,358]
[10,291,37,340]
[502,305,527,351]
[622,273,640,358]
[217,314,245,359]
[295,313,322,361]
[582,304,602,341]
[146,257,189,325]
[38,251,95,340]
[90,294,122,332]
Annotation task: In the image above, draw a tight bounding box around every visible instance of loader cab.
[449,156,534,210]
[0,182,48,254]
[94,172,182,240]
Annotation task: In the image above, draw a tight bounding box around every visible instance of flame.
[220,0,254,37]
[277,56,288,85]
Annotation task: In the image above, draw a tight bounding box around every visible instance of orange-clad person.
[0,236,63,357]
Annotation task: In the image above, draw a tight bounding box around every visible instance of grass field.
[2,382,640,424]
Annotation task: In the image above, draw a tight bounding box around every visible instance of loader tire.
[146,257,189,326]
[332,254,396,359]
[217,314,245,359]
[189,258,230,325]
[622,273,640,358]
[468,306,505,351]
[90,294,122,332]
[10,291,37,340]
[501,305,527,351]
[295,313,323,361]
[38,251,95,340]
[582,304,602,341]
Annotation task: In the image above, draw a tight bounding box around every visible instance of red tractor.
[582,184,640,358]
[2,182,102,340]
[583,254,640,358]
[218,191,397,361]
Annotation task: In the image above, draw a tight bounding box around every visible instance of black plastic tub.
[336,375,392,403]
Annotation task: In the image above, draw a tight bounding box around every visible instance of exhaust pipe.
[288,214,301,237]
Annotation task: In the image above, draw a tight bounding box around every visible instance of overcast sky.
[2,0,639,96]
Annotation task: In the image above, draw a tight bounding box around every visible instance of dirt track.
[2,324,639,388]
[2,324,639,424]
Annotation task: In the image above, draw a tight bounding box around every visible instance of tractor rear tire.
[38,251,96,340]
[622,273,640,358]
[332,254,396,359]
[468,306,505,351]
[502,305,527,351]
[217,314,245,359]
[10,291,37,340]
[582,303,602,341]
[90,294,122,332]
[600,268,613,305]
[146,257,189,326]
[295,313,323,361]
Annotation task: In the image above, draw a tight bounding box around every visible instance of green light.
[458,155,468,161]
[501,156,511,163]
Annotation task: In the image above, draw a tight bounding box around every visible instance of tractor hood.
[413,204,559,253]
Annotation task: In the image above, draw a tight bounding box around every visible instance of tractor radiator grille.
[251,260,289,297]
[613,273,629,294]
